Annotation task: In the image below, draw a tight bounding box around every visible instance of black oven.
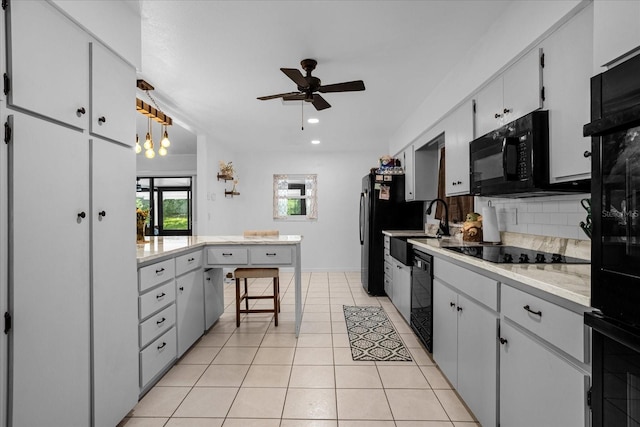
[470,110,589,197]
[411,249,433,352]
[584,52,640,427]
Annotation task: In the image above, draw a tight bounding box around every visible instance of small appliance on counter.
[583,52,640,427]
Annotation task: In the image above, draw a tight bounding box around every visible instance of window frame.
[273,174,318,221]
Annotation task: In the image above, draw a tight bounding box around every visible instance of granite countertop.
[408,233,591,308]
[137,235,303,263]
[382,229,434,237]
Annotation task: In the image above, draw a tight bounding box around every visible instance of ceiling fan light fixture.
[307,118,319,124]
[311,140,321,145]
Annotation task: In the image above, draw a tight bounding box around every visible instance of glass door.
[136,177,193,236]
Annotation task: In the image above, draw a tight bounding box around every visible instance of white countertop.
[408,237,590,307]
[137,235,303,264]
[382,229,434,237]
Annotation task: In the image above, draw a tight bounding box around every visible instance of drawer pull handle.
[499,337,508,345]
[156,317,165,325]
[266,253,277,256]
[523,305,542,317]
[157,342,166,351]
[222,253,233,256]
[156,292,166,300]
[187,257,195,262]
[155,268,165,274]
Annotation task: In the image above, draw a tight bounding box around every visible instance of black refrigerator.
[359,173,424,295]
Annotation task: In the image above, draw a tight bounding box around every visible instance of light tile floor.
[119,271,480,427]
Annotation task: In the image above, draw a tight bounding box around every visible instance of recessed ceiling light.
[311,140,321,145]
[307,118,319,124]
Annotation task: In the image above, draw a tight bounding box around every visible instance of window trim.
[273,174,318,221]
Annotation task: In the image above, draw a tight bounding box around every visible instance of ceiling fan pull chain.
[301,100,304,131]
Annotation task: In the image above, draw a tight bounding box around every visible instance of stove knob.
[535,253,546,263]
[551,253,564,263]
[503,253,513,263]
[519,253,530,263]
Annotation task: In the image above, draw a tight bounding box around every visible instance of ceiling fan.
[257,59,365,111]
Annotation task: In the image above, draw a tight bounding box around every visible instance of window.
[136,176,193,236]
[273,174,318,220]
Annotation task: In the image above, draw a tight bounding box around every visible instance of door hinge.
[541,86,546,102]
[4,312,11,334]
[4,73,10,96]
[4,120,12,144]
[587,387,592,408]
[540,52,545,68]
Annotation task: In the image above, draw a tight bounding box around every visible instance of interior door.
[9,112,90,426]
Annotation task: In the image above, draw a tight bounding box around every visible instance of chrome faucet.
[426,198,450,237]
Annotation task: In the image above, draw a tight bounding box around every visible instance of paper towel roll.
[482,206,501,243]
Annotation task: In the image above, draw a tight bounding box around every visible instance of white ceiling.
[137,0,510,154]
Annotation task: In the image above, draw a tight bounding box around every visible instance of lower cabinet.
[176,268,205,357]
[433,278,498,427]
[391,259,412,323]
[499,322,588,427]
[204,269,225,330]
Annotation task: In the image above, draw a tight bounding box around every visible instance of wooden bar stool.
[234,267,280,327]
[234,229,281,327]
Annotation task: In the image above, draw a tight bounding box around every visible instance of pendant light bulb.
[145,148,155,159]
[135,134,142,154]
[161,127,171,148]
[158,146,168,156]
[144,132,152,150]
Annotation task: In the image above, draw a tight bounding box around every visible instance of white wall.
[136,153,196,175]
[219,150,380,271]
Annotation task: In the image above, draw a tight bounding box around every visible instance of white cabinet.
[593,0,640,69]
[402,146,416,201]
[391,259,411,323]
[90,42,136,146]
[475,48,543,137]
[383,236,393,299]
[499,322,588,427]
[204,269,225,330]
[401,144,438,201]
[9,113,91,427]
[432,258,498,427]
[445,100,474,196]
[6,0,89,129]
[91,139,138,427]
[541,4,593,183]
[176,267,205,357]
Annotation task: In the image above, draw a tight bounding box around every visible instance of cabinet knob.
[494,113,503,119]
[499,337,508,345]
[583,151,592,158]
[98,116,106,124]
[456,306,463,312]
[76,107,86,116]
[179,286,184,291]
[503,108,511,114]
[457,181,462,185]
[449,302,455,307]
[452,182,456,186]
[98,210,106,218]
[77,211,86,220]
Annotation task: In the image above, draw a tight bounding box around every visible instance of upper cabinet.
[539,3,593,183]
[400,138,438,202]
[6,0,89,129]
[90,42,136,145]
[593,0,640,70]
[475,48,543,137]
[445,100,474,196]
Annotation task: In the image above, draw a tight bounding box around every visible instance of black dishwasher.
[411,248,433,352]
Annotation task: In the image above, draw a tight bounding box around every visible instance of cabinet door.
[457,295,498,427]
[7,0,88,129]
[177,269,205,356]
[499,322,588,427]
[392,260,411,323]
[445,101,474,196]
[9,112,90,426]
[90,42,136,145]
[204,269,224,330]
[503,48,542,123]
[91,139,138,427]
[475,77,503,137]
[593,0,640,69]
[403,146,415,201]
[432,279,458,387]
[543,5,593,183]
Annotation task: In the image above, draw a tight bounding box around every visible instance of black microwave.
[469,110,589,197]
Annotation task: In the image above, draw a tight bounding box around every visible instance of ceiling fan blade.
[280,68,308,88]
[257,91,302,101]
[282,94,306,101]
[318,80,365,93]
[312,94,331,111]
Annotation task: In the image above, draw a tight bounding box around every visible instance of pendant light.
[135,79,173,159]
[161,125,171,148]
[144,117,155,158]
[135,134,142,154]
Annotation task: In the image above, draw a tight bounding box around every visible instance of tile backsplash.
[476,194,591,240]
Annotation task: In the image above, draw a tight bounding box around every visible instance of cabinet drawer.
[139,304,176,349]
[384,261,392,277]
[176,250,203,276]
[139,259,175,292]
[207,247,248,265]
[433,258,498,311]
[250,246,292,265]
[139,281,176,321]
[140,327,177,388]
[501,285,586,362]
[384,235,390,249]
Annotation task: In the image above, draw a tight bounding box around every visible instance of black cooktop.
[444,245,590,264]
